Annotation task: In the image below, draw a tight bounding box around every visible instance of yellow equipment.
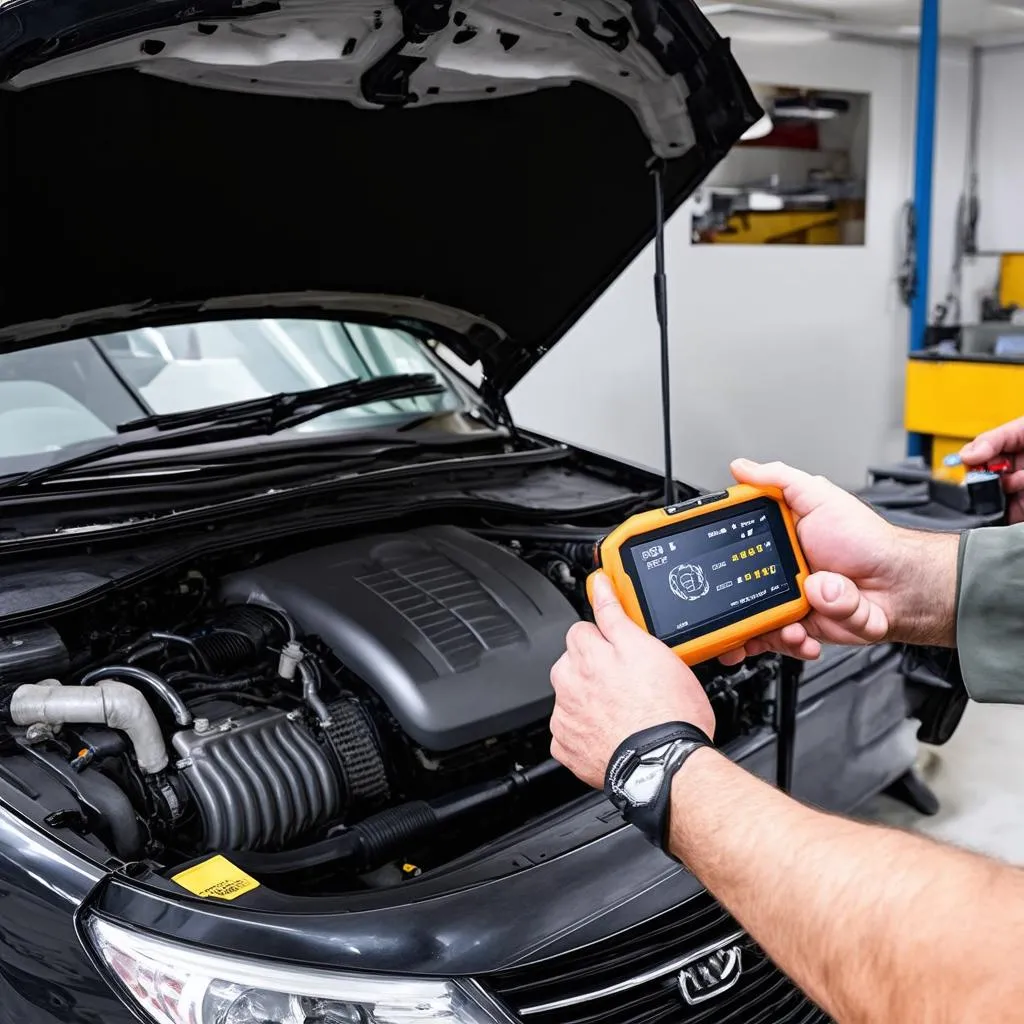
[907,253,1024,479]
[709,209,841,245]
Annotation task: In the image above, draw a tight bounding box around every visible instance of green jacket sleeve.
[957,524,1024,703]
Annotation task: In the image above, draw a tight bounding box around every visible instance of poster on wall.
[691,85,870,246]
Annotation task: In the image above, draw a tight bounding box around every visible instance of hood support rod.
[651,158,676,507]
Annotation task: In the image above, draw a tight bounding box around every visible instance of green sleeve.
[957,524,1024,703]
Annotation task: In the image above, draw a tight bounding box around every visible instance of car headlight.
[86,918,501,1024]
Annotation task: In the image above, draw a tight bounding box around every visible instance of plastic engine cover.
[220,526,579,751]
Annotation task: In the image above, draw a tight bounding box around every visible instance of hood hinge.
[480,379,518,439]
[361,0,453,106]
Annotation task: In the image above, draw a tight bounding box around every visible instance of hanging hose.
[933,192,979,327]
[897,200,918,308]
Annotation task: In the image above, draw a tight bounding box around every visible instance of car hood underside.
[0,0,758,394]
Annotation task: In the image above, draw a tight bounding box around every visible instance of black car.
[0,3,970,1023]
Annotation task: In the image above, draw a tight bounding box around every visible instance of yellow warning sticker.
[172,855,260,901]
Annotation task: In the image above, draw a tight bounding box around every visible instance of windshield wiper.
[0,374,445,496]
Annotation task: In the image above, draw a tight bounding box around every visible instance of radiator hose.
[228,758,565,876]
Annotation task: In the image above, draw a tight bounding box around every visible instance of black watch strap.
[604,722,713,852]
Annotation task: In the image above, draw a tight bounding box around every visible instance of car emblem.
[677,942,743,1005]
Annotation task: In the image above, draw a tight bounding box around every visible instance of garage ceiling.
[698,0,1024,44]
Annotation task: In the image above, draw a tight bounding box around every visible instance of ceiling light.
[772,95,849,120]
[741,114,775,140]
[699,3,835,22]
[725,25,832,43]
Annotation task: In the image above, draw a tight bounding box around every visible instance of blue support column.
[907,0,940,458]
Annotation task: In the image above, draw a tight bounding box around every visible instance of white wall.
[509,38,973,491]
[976,47,1024,254]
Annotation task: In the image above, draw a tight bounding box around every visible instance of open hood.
[0,0,759,395]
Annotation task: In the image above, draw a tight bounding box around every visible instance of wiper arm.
[0,374,445,496]
[117,373,444,434]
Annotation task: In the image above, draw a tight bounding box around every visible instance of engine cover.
[220,526,579,751]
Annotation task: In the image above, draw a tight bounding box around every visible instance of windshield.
[0,318,465,467]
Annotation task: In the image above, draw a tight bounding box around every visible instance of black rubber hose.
[228,758,565,876]
[173,674,267,695]
[191,607,286,673]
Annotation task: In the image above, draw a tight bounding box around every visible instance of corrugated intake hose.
[227,758,564,877]
[6,679,169,773]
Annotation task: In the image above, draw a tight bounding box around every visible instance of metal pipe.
[9,680,168,774]
[907,0,941,457]
[125,631,212,673]
[147,632,212,673]
[79,665,192,727]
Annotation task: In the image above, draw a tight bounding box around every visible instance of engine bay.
[0,520,782,893]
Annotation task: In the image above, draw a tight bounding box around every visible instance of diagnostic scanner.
[588,485,810,666]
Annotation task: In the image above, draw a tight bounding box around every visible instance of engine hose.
[191,606,286,673]
[298,660,331,726]
[191,631,258,673]
[227,758,564,877]
[79,665,191,728]
[6,679,169,774]
[171,673,266,693]
[125,632,212,673]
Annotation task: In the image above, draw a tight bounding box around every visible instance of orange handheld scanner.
[588,485,810,666]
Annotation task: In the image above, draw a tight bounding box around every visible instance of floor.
[859,702,1024,864]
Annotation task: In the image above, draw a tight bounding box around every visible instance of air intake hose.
[2,680,169,774]
[191,606,287,673]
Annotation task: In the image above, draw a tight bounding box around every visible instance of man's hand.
[549,573,714,789]
[720,459,959,663]
[960,416,1024,524]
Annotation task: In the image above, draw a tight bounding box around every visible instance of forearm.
[886,527,959,648]
[670,748,1024,1023]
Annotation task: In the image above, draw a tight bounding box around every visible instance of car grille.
[484,891,831,1024]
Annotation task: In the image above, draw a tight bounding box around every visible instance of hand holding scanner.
[588,485,810,665]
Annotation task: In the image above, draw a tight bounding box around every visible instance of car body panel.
[0,807,133,1024]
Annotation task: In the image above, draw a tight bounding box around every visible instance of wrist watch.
[604,722,713,853]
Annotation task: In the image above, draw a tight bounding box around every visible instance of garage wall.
[976,47,1024,253]
[509,38,972,492]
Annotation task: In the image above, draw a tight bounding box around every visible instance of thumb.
[804,571,860,621]
[960,418,1024,464]
[960,433,998,465]
[590,572,640,644]
[729,458,833,518]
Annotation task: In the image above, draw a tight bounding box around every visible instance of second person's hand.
[959,416,1024,524]
[719,460,959,664]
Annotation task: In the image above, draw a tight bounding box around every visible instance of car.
[0,3,971,1023]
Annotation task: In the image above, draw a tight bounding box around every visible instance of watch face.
[613,740,680,807]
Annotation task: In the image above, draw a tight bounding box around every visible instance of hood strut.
[651,158,676,507]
